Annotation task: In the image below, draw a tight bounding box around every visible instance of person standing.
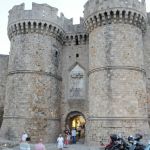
[64,127,70,145]
[57,134,64,150]
[20,138,30,150]
[71,128,76,144]
[35,139,46,150]
[21,131,28,142]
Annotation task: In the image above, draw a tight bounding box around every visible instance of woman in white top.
[57,134,64,150]
[21,132,28,142]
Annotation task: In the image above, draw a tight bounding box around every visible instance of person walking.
[35,139,46,150]
[57,134,64,150]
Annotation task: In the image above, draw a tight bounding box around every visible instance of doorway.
[65,111,86,141]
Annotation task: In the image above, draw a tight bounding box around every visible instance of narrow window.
[75,36,79,45]
[76,53,79,58]
[55,51,58,57]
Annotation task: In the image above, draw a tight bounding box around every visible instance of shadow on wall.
[5,127,15,140]
[0,108,15,141]
[0,107,4,128]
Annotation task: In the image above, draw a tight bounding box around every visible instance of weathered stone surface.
[143,18,150,126]
[0,55,8,128]
[0,0,150,146]
[84,0,150,145]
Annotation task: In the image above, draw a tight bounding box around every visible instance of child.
[57,134,64,150]
[35,139,46,150]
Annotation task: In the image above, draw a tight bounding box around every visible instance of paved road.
[1,143,104,150]
[0,137,104,150]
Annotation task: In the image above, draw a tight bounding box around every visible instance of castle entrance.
[65,111,86,142]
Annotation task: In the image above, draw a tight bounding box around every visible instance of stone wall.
[1,1,150,145]
[143,13,150,121]
[61,31,89,131]
[86,23,149,145]
[0,2,67,142]
[1,32,62,142]
[0,55,8,128]
[83,0,150,145]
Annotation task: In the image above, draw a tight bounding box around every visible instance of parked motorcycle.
[128,134,145,150]
[105,133,145,150]
[144,141,150,150]
[105,134,129,150]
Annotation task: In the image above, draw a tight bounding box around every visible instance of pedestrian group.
[19,126,80,150]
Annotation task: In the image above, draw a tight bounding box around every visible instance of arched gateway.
[1,0,150,145]
[65,111,86,141]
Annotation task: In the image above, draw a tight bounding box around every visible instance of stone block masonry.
[0,0,150,145]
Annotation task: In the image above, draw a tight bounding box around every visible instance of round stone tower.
[0,3,64,142]
[84,0,149,145]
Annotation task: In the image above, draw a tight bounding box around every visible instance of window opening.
[76,53,79,58]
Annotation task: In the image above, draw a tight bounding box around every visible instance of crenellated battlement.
[84,0,147,33]
[7,3,88,43]
[7,3,68,43]
[84,0,146,19]
[8,3,65,27]
[64,33,89,46]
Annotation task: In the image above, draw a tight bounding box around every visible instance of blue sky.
[0,0,150,55]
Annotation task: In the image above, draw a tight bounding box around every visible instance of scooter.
[128,134,145,150]
[144,142,150,150]
[105,134,130,150]
[105,134,145,150]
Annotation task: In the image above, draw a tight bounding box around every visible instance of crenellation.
[8,3,90,44]
[1,0,150,146]
[7,20,66,44]
[63,17,86,35]
[64,33,89,46]
[8,2,88,42]
[8,3,25,14]
[84,0,146,20]
[8,3,66,31]
[84,8,147,33]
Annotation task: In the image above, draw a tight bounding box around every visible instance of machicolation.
[0,0,150,146]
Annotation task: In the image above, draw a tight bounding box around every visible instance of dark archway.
[65,111,86,141]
